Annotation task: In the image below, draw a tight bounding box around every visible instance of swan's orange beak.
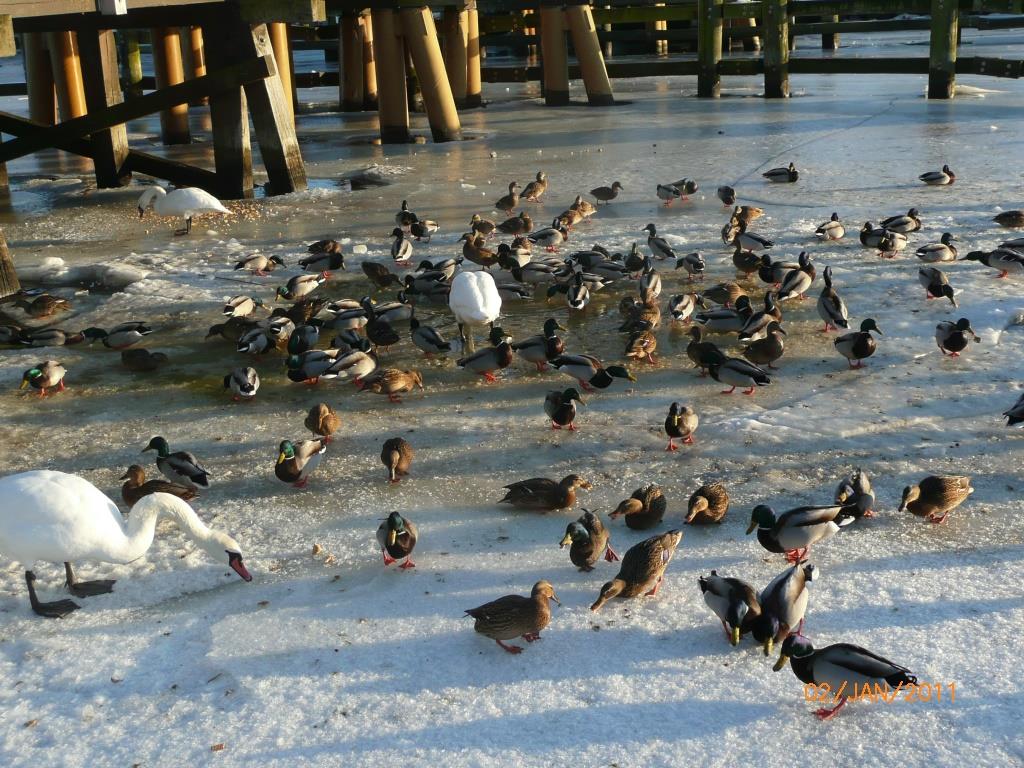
[229,553,252,582]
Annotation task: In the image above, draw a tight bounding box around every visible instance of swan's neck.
[115,495,217,563]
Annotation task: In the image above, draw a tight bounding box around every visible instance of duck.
[362,261,402,290]
[916,233,957,262]
[642,223,675,260]
[300,243,345,272]
[206,316,258,344]
[499,474,591,511]
[410,219,439,242]
[395,200,418,228]
[545,387,585,431]
[286,323,319,355]
[634,256,662,301]
[548,272,591,310]
[880,207,922,234]
[550,354,636,392]
[590,181,623,204]
[457,326,513,382]
[275,438,327,488]
[738,293,783,341]
[858,222,889,248]
[465,581,559,654]
[619,298,662,333]
[619,242,646,275]
[742,321,786,369]
[496,211,532,236]
[709,357,771,395]
[223,295,263,318]
[687,326,727,375]
[380,437,414,483]
[729,222,774,252]
[994,210,1024,228]
[656,183,681,206]
[835,467,875,518]
[669,178,699,199]
[1004,392,1024,426]
[19,328,83,347]
[121,348,168,373]
[899,475,973,523]
[305,403,340,442]
[224,366,259,401]
[0,471,249,617]
[137,186,229,234]
[773,635,917,720]
[522,171,548,202]
[732,245,763,277]
[734,205,765,226]
[590,530,682,611]
[390,227,413,266]
[762,163,798,183]
[610,484,667,530]
[528,220,569,252]
[560,510,619,571]
[470,213,496,238]
[512,317,566,371]
[286,350,341,383]
[686,483,729,524]
[834,318,881,368]
[20,361,66,396]
[497,240,533,271]
[758,254,799,287]
[143,436,210,489]
[449,271,502,351]
[668,293,703,323]
[816,266,850,331]
[936,318,979,357]
[960,248,1024,278]
[753,562,816,656]
[377,511,417,568]
[624,329,657,365]
[236,327,275,355]
[80,322,153,350]
[409,316,452,357]
[13,294,71,318]
[920,164,955,185]
[277,296,329,326]
[776,252,815,302]
[361,300,402,352]
[699,571,762,646]
[815,212,845,241]
[664,402,698,450]
[696,294,753,333]
[746,504,853,562]
[360,368,423,402]
[277,272,329,302]
[717,185,736,206]
[495,182,521,214]
[876,229,907,258]
[234,253,285,275]
[701,282,746,308]
[327,348,378,385]
[674,251,706,282]
[120,464,198,508]
[0,323,23,344]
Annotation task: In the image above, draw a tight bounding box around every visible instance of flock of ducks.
[0,161,1019,721]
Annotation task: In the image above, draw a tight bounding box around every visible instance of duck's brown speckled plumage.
[591,531,682,611]
[609,484,667,530]
[687,483,729,524]
[465,581,559,653]
[898,475,973,523]
[499,474,591,511]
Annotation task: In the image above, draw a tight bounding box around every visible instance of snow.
[1,28,1024,768]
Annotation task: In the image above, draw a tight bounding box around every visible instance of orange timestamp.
[804,681,956,704]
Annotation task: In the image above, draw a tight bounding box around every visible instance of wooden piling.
[762,0,790,98]
[928,0,958,98]
[0,229,20,299]
[269,22,294,124]
[442,6,469,108]
[698,0,723,97]
[150,27,191,144]
[602,5,613,59]
[401,6,462,142]
[341,12,364,111]
[565,3,614,106]
[361,12,379,109]
[822,15,839,50]
[371,8,410,143]
[466,2,482,107]
[539,4,569,106]
[77,29,130,188]
[186,27,207,105]
[203,40,252,199]
[23,33,56,125]
[47,31,87,121]
[121,30,144,97]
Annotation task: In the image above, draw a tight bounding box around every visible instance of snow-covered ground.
[1,29,1023,767]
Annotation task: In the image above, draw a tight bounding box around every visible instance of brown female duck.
[381,437,414,483]
[591,530,682,611]
[898,475,973,523]
[499,474,591,511]
[686,483,729,524]
[465,580,560,653]
[120,464,197,507]
[609,484,667,530]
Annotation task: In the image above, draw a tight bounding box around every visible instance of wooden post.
[789,16,797,50]
[762,0,789,98]
[602,5,612,59]
[77,29,130,188]
[151,27,191,144]
[564,3,614,106]
[23,33,56,125]
[202,35,252,199]
[341,12,364,111]
[185,27,207,105]
[401,6,462,142]
[121,30,143,97]
[443,6,469,109]
[698,0,723,97]
[0,229,20,299]
[371,8,410,143]
[269,22,294,124]
[466,2,482,107]
[822,15,839,50]
[47,31,87,121]
[404,45,420,112]
[539,4,569,106]
[361,12,379,109]
[928,0,958,99]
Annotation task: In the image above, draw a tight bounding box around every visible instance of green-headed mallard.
[287,324,319,355]
[994,210,1024,228]
[762,163,798,183]
[916,232,957,263]
[919,266,957,306]
[773,635,917,720]
[834,318,881,368]
[235,253,284,275]
[835,468,875,519]
[20,360,66,397]
[746,504,852,562]
[286,350,340,384]
[880,207,922,234]
[81,322,153,349]
[815,212,845,241]
[777,252,815,302]
[656,183,681,206]
[275,438,327,488]
[738,292,783,341]
[668,293,702,324]
[817,266,850,331]
[936,317,979,357]
[522,172,547,202]
[670,178,699,199]
[377,511,417,568]
[142,436,210,489]
[590,530,682,611]
[14,294,71,319]
[512,318,566,372]
[381,437,413,483]
[465,580,559,654]
[960,248,1024,278]
[696,295,753,334]
[709,357,770,395]
[610,484,667,530]
[686,483,729,524]
[395,199,417,228]
[409,316,452,357]
[277,272,328,302]
[223,295,264,318]
[495,182,521,214]
[642,223,675,260]
[121,348,168,373]
[360,368,423,403]
[410,219,439,242]
[741,321,786,369]
[664,402,698,450]
[758,254,799,287]
[550,354,636,392]
[528,220,568,252]
[120,464,197,508]
[300,244,345,272]
[390,227,413,266]
[499,474,591,511]
[545,388,584,431]
[752,561,815,656]
[699,570,762,646]
[920,165,955,185]
[457,326,513,382]
[560,509,619,571]
[590,181,622,204]
[898,475,972,523]
[224,366,259,401]
[687,326,726,376]
[305,403,340,442]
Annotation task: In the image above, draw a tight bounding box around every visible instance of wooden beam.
[121,29,143,96]
[443,6,469,108]
[928,0,959,97]
[466,2,482,107]
[539,5,569,105]
[565,4,614,105]
[762,0,789,96]
[22,32,55,124]
[204,37,254,199]
[697,0,723,96]
[0,14,15,57]
[361,11,378,108]
[238,0,326,23]
[340,11,364,111]
[269,22,294,124]
[77,28,130,188]
[371,8,410,143]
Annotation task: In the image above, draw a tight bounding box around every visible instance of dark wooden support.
[539,4,569,105]
[763,0,789,97]
[341,11,364,111]
[370,8,410,143]
[822,14,839,49]
[0,229,20,299]
[466,1,482,107]
[698,0,723,97]
[202,29,253,199]
[23,32,56,125]
[151,27,191,144]
[76,28,130,188]
[928,0,959,98]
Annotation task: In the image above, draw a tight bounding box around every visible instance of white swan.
[137,186,230,235]
[0,470,251,618]
[449,271,501,352]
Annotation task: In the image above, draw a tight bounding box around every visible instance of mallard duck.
[670,178,699,199]
[590,181,623,204]
[121,348,168,372]
[80,322,153,350]
[0,323,23,344]
[734,205,765,226]
[497,241,532,271]
[701,282,746,308]
[331,330,369,352]
[237,327,275,355]
[287,324,319,355]
[360,368,423,402]
[753,562,815,656]
[732,245,762,277]
[624,329,657,365]
[834,318,881,368]
[835,467,875,518]
[699,571,762,646]
[936,317,980,357]
[746,504,852,562]
[300,244,345,272]
[815,212,845,241]
[496,212,532,237]
[545,387,585,431]
[994,210,1024,228]
[758,254,799,287]
[590,530,682,611]
[858,222,907,256]
[920,165,955,185]
[610,484,667,530]
[817,266,850,331]
[14,294,71,318]
[362,261,402,290]
[223,295,263,318]
[1005,391,1024,426]
[224,366,259,401]
[495,182,521,214]
[120,464,197,508]
[305,403,340,442]
[880,207,922,234]
[709,357,770,395]
[773,636,917,720]
[777,252,815,302]
[686,483,729,524]
[410,219,439,242]
[550,354,636,392]
[234,253,284,275]
[142,436,209,489]
[899,475,973,523]
[763,163,798,183]
[674,251,706,282]
[619,242,645,275]
[390,227,413,266]
[528,220,568,252]
[470,213,496,238]
[560,510,619,571]
[512,318,566,371]
[687,326,727,375]
[664,402,698,450]
[465,581,559,654]
[457,326,513,382]
[668,293,703,323]
[717,185,736,206]
[916,232,957,262]
[278,296,329,326]
[499,475,591,511]
[275,438,327,488]
[206,316,258,344]
[395,199,417,228]
[277,272,328,301]
[377,511,417,568]
[328,349,378,385]
[519,171,547,202]
[738,293,782,341]
[361,300,401,352]
[409,316,452,357]
[960,248,1024,278]
[696,295,753,333]
[380,437,414,483]
[742,321,786,368]
[548,272,591,310]
[656,183,681,206]
[730,223,774,252]
[20,360,66,397]
[642,223,675,260]
[286,350,341,383]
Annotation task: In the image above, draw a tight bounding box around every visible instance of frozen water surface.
[0,29,1023,768]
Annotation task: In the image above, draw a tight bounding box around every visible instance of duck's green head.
[80,327,108,343]
[285,355,301,369]
[19,367,42,388]
[386,511,406,545]
[773,633,814,671]
[562,388,585,405]
[725,601,751,646]
[860,318,882,335]
[142,436,170,457]
[489,326,510,346]
[749,613,781,655]
[606,365,636,382]
[543,317,567,336]
[275,286,289,301]
[746,504,776,534]
[277,440,295,465]
[560,521,588,548]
